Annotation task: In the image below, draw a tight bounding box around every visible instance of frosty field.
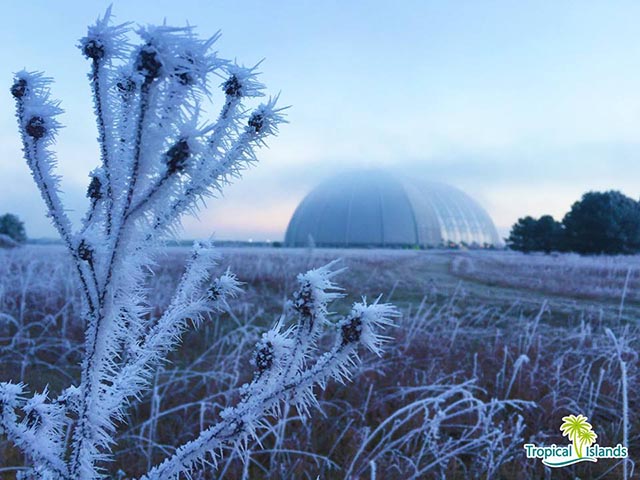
[0,245,637,479]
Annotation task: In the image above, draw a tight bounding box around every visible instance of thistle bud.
[176,71,195,86]
[223,75,242,97]
[340,315,362,346]
[78,240,93,264]
[207,283,221,303]
[116,78,135,95]
[11,78,27,99]
[87,176,102,201]
[292,281,313,318]
[82,39,105,60]
[248,112,264,134]
[165,139,190,174]
[175,54,197,86]
[253,340,274,376]
[135,45,163,84]
[25,116,46,140]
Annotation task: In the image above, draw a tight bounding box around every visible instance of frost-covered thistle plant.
[1,9,399,480]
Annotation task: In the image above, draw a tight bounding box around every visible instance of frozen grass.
[452,250,640,304]
[1,246,638,479]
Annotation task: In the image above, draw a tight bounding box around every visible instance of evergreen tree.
[563,191,640,254]
[507,215,564,253]
[0,213,27,243]
[534,215,565,253]
[507,216,538,253]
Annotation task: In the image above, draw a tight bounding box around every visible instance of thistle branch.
[5,10,399,480]
[140,266,398,480]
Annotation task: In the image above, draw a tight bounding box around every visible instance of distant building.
[284,170,500,248]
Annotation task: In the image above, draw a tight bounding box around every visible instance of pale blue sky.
[1,1,639,240]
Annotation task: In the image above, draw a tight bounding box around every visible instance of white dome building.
[284,170,500,248]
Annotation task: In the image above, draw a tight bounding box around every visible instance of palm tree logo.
[560,414,597,458]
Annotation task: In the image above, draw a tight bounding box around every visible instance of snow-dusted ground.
[1,245,637,478]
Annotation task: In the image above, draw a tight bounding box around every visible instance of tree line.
[507,190,640,255]
[0,213,26,244]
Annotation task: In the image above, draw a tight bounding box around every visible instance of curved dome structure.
[284,170,500,248]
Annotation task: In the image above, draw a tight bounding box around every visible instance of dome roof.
[284,170,500,248]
